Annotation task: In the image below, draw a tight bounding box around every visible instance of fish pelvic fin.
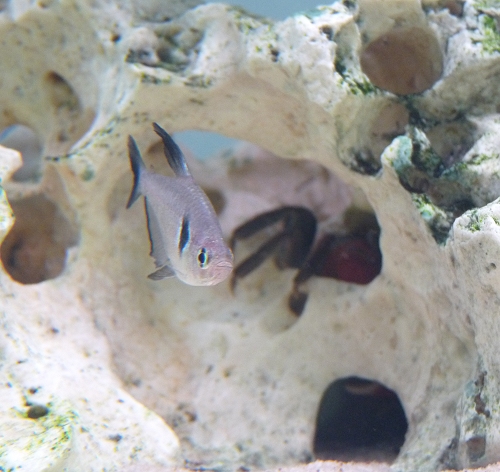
[148,265,176,280]
[126,135,146,209]
[152,122,190,177]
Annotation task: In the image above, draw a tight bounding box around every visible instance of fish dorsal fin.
[152,122,190,177]
[126,135,146,209]
[144,198,169,269]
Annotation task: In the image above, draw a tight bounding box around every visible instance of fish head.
[180,238,234,286]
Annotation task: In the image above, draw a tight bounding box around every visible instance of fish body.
[127,122,233,286]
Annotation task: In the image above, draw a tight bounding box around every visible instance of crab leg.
[230,231,289,292]
[230,207,317,291]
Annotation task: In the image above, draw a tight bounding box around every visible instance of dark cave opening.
[313,376,408,463]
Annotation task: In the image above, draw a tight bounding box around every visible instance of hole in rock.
[426,120,477,168]
[27,404,49,419]
[42,71,96,156]
[313,376,408,463]
[174,130,240,160]
[1,194,79,284]
[0,125,43,182]
[360,26,443,95]
[466,435,486,462]
[340,99,410,176]
[369,102,409,160]
[44,72,80,113]
[109,134,388,469]
[424,0,464,17]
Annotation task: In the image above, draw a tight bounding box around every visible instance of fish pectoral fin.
[148,265,176,280]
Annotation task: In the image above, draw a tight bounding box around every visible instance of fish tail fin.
[127,135,146,209]
[152,122,190,177]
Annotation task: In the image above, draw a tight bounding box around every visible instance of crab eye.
[197,247,209,268]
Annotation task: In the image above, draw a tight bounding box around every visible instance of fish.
[126,122,233,286]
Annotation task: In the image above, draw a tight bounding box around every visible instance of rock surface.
[2,0,500,471]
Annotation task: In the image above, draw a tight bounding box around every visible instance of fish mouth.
[204,260,233,286]
[216,260,233,269]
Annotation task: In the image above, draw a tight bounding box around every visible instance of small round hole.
[27,404,49,419]
[361,27,443,95]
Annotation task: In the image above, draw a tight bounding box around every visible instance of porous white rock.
[2,1,500,471]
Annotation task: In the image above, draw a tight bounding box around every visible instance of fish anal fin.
[148,265,175,280]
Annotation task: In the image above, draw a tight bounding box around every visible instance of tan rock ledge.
[1,1,500,471]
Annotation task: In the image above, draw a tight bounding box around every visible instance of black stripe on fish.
[152,122,190,177]
[178,216,190,254]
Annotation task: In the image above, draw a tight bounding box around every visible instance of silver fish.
[127,122,233,286]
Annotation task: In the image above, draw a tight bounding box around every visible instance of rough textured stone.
[2,1,500,471]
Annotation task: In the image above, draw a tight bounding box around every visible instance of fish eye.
[197,248,209,268]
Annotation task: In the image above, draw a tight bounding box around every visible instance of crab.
[230,206,382,316]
